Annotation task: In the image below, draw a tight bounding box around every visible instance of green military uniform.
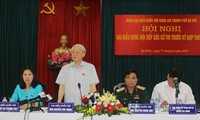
[115,85,150,107]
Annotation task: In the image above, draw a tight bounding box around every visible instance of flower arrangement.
[75,90,131,119]
[48,52,72,67]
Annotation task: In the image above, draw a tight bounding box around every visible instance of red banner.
[115,15,200,56]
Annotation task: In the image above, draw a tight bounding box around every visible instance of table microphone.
[89,92,100,103]
[34,94,53,103]
[78,83,83,104]
[94,92,100,100]
[19,92,52,105]
[174,77,180,104]
[19,96,41,106]
[19,99,29,106]
[78,83,83,98]
[174,77,180,94]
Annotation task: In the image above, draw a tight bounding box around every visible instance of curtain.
[101,0,200,103]
[37,0,101,99]
[0,0,38,98]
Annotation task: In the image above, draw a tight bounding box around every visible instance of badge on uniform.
[81,73,85,76]
[134,94,140,100]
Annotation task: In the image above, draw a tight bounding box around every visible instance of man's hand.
[20,104,30,110]
[160,101,168,107]
[57,84,65,102]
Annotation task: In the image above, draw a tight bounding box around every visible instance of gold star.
[74,1,89,17]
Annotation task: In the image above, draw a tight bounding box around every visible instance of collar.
[71,61,86,67]
[164,80,183,88]
[125,86,137,95]
[164,80,169,86]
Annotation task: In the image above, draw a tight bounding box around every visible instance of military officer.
[115,70,149,107]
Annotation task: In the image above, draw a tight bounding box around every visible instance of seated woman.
[115,70,149,107]
[10,67,43,109]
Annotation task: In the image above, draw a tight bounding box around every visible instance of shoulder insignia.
[116,87,125,93]
[137,85,145,90]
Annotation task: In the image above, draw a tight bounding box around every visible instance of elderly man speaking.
[56,44,99,105]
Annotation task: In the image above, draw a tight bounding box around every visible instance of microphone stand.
[78,83,83,105]
[90,99,94,120]
[79,91,83,105]
[174,77,180,104]
[24,101,44,120]
[91,114,93,120]
[175,92,178,104]
[175,83,180,104]
[27,100,44,113]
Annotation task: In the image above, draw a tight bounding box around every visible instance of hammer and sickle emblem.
[40,2,55,15]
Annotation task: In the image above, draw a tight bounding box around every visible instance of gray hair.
[71,44,86,53]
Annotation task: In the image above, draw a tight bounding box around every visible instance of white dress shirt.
[56,61,99,105]
[151,80,195,104]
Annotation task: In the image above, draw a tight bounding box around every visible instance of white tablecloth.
[0,108,199,120]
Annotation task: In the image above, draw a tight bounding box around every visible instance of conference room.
[1,0,200,120]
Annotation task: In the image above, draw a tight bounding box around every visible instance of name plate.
[0,102,20,112]
[48,102,74,113]
[128,104,155,114]
[169,104,196,115]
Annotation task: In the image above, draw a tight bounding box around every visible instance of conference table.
[0,108,199,120]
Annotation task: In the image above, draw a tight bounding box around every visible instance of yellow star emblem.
[74,1,89,17]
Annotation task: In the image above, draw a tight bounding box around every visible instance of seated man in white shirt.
[56,44,99,105]
[151,68,195,107]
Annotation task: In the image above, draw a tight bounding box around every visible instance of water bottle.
[2,97,8,102]
[154,98,160,112]
[150,99,155,104]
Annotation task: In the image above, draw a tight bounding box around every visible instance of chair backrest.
[113,82,126,93]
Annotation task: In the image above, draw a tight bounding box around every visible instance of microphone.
[174,77,180,94]
[18,92,52,105]
[34,94,53,103]
[93,92,100,100]
[28,96,40,102]
[174,77,180,104]
[19,99,29,106]
[28,92,46,102]
[78,83,81,89]
[46,94,53,101]
[78,83,83,102]
[174,77,179,84]
[77,83,95,105]
[90,92,100,104]
[78,83,88,105]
